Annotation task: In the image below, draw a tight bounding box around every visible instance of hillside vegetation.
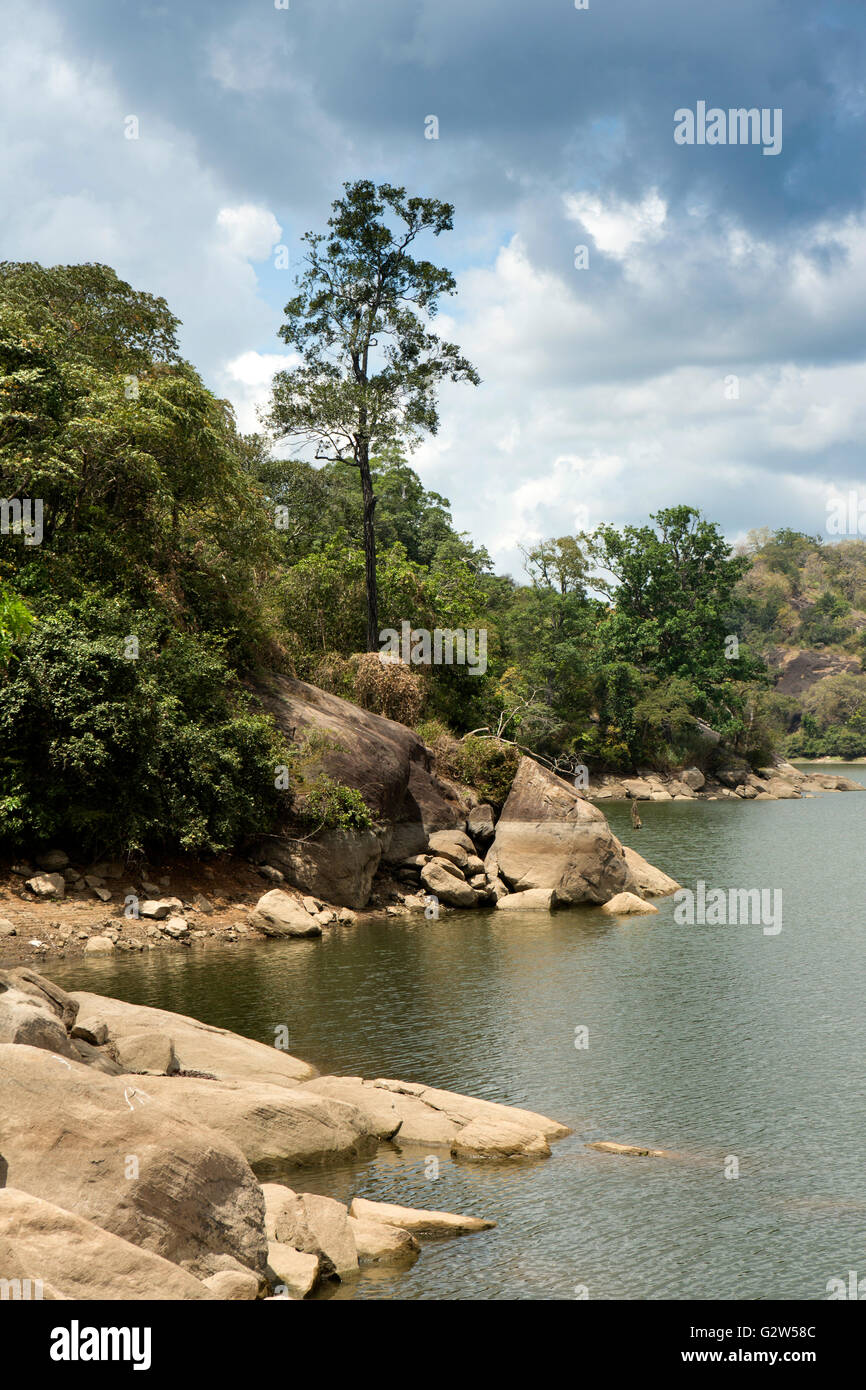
[1,262,862,857]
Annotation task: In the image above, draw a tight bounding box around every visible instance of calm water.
[48,765,866,1301]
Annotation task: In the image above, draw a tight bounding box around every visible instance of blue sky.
[2,0,865,575]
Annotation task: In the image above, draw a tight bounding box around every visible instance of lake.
[47,765,866,1300]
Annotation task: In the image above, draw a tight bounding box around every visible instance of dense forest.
[1,258,864,858]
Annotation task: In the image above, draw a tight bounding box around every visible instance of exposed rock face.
[136,1074,376,1170]
[250,889,324,937]
[487,757,640,905]
[299,1076,402,1139]
[451,1118,551,1160]
[263,831,382,911]
[70,991,316,1086]
[0,1189,215,1301]
[0,1043,268,1278]
[467,804,496,842]
[620,846,680,897]
[252,673,466,897]
[367,1076,569,1152]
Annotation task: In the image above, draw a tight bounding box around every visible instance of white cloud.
[564,189,667,258]
[216,205,283,261]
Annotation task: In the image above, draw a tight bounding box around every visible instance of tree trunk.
[358,440,379,651]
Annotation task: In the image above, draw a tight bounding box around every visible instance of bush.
[0,605,290,855]
[295,774,372,831]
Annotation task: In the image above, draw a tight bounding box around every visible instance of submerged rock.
[600,892,659,916]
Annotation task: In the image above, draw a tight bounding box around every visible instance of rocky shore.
[586,758,864,803]
[0,967,570,1299]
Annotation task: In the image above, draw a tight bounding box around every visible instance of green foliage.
[0,582,34,669]
[451,736,520,808]
[296,775,372,831]
[0,608,289,854]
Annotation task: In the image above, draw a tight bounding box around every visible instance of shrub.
[295,774,372,831]
[0,605,290,855]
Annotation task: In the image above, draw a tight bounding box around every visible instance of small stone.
[337,908,356,925]
[302,897,320,915]
[161,916,189,939]
[84,935,115,954]
[140,898,183,920]
[92,887,113,903]
[192,894,214,915]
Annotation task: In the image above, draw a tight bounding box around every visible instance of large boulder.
[362,1077,569,1151]
[250,889,323,937]
[621,846,680,897]
[252,672,466,887]
[299,1076,403,1140]
[136,1074,376,1170]
[262,831,382,911]
[487,757,640,905]
[0,1043,268,1278]
[70,991,316,1086]
[0,1189,214,1301]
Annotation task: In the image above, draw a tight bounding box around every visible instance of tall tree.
[266,181,479,651]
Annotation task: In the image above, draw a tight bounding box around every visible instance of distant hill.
[734,530,866,757]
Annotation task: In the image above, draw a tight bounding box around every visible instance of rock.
[488,757,641,905]
[621,846,680,897]
[649,788,673,802]
[600,892,659,915]
[251,890,323,938]
[368,1077,569,1149]
[314,909,335,926]
[35,850,69,871]
[302,896,320,914]
[681,768,705,789]
[71,1020,108,1045]
[717,767,748,788]
[0,1043,268,1278]
[347,1215,420,1265]
[420,858,475,907]
[451,1118,551,1160]
[2,966,78,1028]
[265,829,383,910]
[25,872,65,899]
[192,894,215,914]
[114,1030,180,1076]
[622,779,653,800]
[69,991,316,1086]
[299,1076,402,1139]
[136,1074,375,1169]
[766,779,801,799]
[349,1197,495,1236]
[0,982,78,1057]
[494,888,555,910]
[84,873,104,889]
[84,935,115,954]
[0,1188,214,1301]
[0,917,16,937]
[426,830,474,867]
[267,1241,320,1297]
[162,916,189,939]
[140,899,182,920]
[337,907,356,924]
[467,803,496,842]
[202,1269,260,1300]
[258,865,285,883]
[272,1190,358,1277]
[92,887,113,903]
[587,1140,668,1157]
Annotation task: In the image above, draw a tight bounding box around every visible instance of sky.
[2,0,865,578]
